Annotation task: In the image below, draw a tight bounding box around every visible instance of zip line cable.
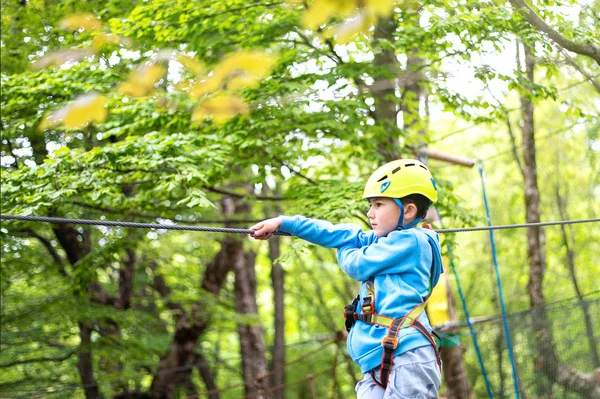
[479,165,521,399]
[1,214,598,234]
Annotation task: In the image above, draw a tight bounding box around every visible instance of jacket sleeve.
[279,215,375,249]
[337,230,419,281]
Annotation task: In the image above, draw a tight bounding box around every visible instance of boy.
[250,159,443,398]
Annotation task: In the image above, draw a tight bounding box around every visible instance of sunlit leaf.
[301,0,338,30]
[58,14,103,31]
[176,54,205,75]
[328,11,375,44]
[215,50,278,91]
[192,93,249,125]
[39,93,108,130]
[218,50,277,78]
[364,0,397,17]
[91,34,124,51]
[189,76,222,97]
[118,64,166,97]
[228,75,261,90]
[32,49,93,70]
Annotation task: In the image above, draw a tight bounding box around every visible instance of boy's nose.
[366,208,374,219]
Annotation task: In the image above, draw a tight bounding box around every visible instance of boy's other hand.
[249,217,282,240]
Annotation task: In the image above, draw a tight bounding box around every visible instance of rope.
[436,218,599,233]
[434,209,494,398]
[479,165,520,399]
[0,214,289,236]
[1,214,598,234]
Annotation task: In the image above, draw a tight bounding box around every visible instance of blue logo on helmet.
[380,181,391,193]
[431,178,437,191]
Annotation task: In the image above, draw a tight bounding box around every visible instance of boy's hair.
[400,194,432,219]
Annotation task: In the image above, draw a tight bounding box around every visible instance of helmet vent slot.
[419,165,428,170]
[377,175,388,182]
[405,163,415,167]
[392,167,401,174]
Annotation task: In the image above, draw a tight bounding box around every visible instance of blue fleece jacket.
[279,215,443,374]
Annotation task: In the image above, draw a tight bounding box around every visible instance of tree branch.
[505,111,525,178]
[13,228,67,276]
[291,31,343,66]
[270,155,317,186]
[560,49,600,94]
[508,0,600,65]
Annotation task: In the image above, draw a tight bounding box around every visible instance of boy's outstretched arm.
[250,217,282,240]
[250,215,374,249]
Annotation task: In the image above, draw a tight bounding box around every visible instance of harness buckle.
[382,336,398,350]
[361,303,374,314]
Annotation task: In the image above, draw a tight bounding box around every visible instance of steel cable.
[1,214,598,234]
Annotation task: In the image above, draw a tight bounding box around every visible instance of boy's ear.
[404,203,418,218]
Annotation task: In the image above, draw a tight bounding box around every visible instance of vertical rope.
[435,210,494,398]
[479,164,521,399]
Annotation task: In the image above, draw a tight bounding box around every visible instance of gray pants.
[355,346,441,399]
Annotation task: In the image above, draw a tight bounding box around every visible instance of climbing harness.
[343,281,441,388]
[343,226,443,390]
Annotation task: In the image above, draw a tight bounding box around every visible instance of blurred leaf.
[91,33,126,51]
[192,93,249,125]
[39,93,108,130]
[176,54,206,75]
[326,11,375,44]
[118,63,166,97]
[189,76,222,97]
[58,14,103,31]
[32,49,93,70]
[364,0,397,17]
[301,0,339,30]
[216,50,278,82]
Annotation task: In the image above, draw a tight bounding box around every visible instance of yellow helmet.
[362,159,438,202]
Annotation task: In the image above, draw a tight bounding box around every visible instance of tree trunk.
[149,235,239,398]
[116,248,136,310]
[235,246,270,397]
[372,16,401,162]
[149,197,246,398]
[52,224,105,399]
[519,43,600,398]
[269,234,286,399]
[78,322,103,399]
[196,353,219,399]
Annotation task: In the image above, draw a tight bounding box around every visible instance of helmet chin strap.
[393,199,421,230]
